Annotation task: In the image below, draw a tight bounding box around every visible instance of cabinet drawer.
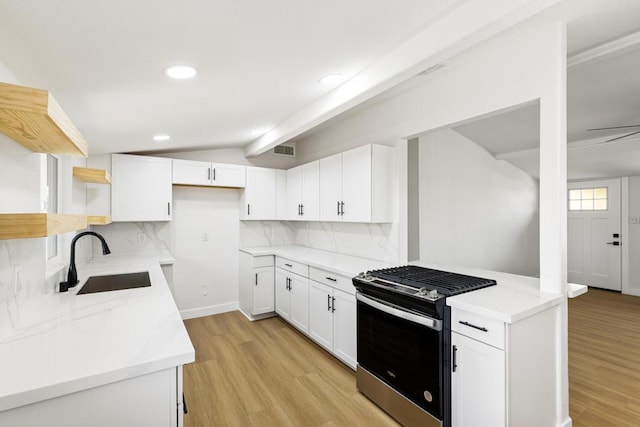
[253,255,274,268]
[276,257,308,277]
[451,309,505,350]
[309,267,354,295]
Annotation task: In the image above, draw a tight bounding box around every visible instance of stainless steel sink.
[77,271,151,295]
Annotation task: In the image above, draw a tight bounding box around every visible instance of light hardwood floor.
[183,290,640,426]
[183,311,399,426]
[569,288,640,426]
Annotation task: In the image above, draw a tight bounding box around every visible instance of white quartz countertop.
[241,246,565,324]
[0,254,194,412]
[411,260,565,323]
[240,245,394,277]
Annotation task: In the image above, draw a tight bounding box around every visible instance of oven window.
[357,300,443,418]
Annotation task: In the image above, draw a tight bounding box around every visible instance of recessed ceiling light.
[318,74,345,85]
[153,134,171,142]
[165,65,197,79]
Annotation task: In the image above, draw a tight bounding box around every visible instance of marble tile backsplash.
[240,220,399,263]
[90,222,172,258]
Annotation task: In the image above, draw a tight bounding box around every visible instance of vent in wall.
[273,145,295,157]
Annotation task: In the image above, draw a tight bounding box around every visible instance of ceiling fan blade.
[604,129,640,143]
[587,124,640,131]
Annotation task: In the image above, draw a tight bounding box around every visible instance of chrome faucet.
[59,231,111,292]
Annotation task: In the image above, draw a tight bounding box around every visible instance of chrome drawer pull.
[459,320,488,332]
[325,276,337,282]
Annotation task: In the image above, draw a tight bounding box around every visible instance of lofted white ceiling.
[0,0,457,154]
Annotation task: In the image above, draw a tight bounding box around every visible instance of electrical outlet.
[202,233,209,242]
[13,267,23,295]
[137,233,146,244]
[630,217,640,224]
[202,284,208,296]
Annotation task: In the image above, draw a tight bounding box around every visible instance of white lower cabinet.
[0,367,184,427]
[239,252,275,320]
[451,332,505,427]
[309,279,357,369]
[449,305,558,427]
[275,265,309,334]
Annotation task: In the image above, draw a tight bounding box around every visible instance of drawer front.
[253,255,274,268]
[451,308,505,350]
[276,257,308,277]
[309,267,354,295]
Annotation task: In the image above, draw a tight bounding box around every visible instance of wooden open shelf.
[0,82,88,157]
[73,167,111,184]
[87,215,112,225]
[0,213,87,240]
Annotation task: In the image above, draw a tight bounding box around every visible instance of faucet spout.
[59,231,111,292]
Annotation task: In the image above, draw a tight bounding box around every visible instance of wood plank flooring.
[183,289,640,426]
[569,288,640,426]
[183,311,398,426]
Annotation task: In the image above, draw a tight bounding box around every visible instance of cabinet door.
[253,266,274,315]
[301,161,320,220]
[211,163,246,188]
[289,273,309,333]
[172,159,212,186]
[112,154,172,221]
[319,153,343,221]
[341,145,372,222]
[309,281,334,351]
[243,167,276,220]
[286,165,303,220]
[451,332,506,427]
[332,289,357,369]
[275,268,291,321]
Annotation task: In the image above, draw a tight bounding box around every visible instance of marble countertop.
[242,246,566,324]
[240,245,394,277]
[0,254,194,412]
[411,260,565,323]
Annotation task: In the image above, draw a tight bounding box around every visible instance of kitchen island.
[0,255,194,426]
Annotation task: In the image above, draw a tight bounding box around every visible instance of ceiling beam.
[568,30,640,68]
[244,0,561,157]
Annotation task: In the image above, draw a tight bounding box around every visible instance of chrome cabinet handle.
[207,167,211,180]
[325,276,337,282]
[337,201,340,216]
[255,273,258,286]
[340,201,345,215]
[327,294,331,311]
[247,204,250,216]
[167,202,171,216]
[331,296,336,313]
[213,168,216,181]
[285,263,293,267]
[459,320,488,332]
[606,241,621,246]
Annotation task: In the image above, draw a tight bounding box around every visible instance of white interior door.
[568,179,621,291]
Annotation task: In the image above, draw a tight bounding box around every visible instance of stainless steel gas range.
[352,265,497,427]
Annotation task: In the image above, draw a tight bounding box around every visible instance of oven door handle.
[356,293,442,331]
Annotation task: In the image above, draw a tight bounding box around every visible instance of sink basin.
[77,272,151,295]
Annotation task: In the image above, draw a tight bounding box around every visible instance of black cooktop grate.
[368,265,496,296]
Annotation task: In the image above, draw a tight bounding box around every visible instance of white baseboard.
[239,309,277,322]
[556,417,572,427]
[622,288,640,297]
[180,301,239,320]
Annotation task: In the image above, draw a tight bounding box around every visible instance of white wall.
[153,146,297,170]
[419,129,539,276]
[626,176,640,293]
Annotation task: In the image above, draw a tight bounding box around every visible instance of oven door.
[357,292,444,421]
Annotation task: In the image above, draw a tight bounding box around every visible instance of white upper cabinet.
[319,144,393,223]
[111,154,173,221]
[241,167,282,220]
[172,159,245,188]
[286,161,319,220]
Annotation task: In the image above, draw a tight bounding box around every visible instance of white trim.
[621,177,630,295]
[179,301,239,320]
[568,30,640,68]
[555,417,573,427]
[622,288,640,297]
[239,309,276,322]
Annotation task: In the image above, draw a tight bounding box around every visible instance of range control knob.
[428,290,439,299]
[418,287,428,296]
